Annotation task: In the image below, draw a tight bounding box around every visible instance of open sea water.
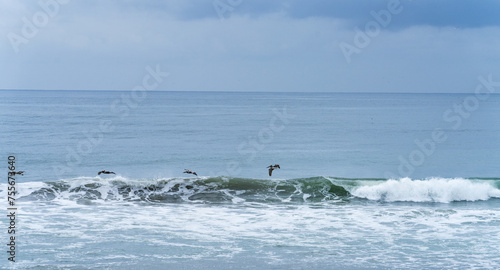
[0,90,499,269]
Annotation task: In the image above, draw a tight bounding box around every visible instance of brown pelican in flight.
[267,164,280,176]
[183,169,198,176]
[98,170,115,175]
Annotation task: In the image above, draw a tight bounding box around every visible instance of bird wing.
[98,171,102,175]
[268,168,273,176]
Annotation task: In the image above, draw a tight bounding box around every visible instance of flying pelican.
[183,169,198,176]
[98,170,115,175]
[267,164,280,176]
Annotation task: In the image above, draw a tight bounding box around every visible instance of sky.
[1,0,499,93]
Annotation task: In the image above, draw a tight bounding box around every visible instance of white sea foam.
[351,177,500,203]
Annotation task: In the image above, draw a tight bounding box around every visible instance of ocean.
[1,90,499,269]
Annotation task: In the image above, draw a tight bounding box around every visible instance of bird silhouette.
[267,164,280,176]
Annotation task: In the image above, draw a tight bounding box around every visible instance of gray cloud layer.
[1,0,499,92]
[101,0,500,28]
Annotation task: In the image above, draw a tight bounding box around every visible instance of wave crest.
[17,176,348,204]
[11,176,500,204]
[351,177,500,203]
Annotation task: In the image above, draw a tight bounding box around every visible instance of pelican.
[98,170,115,175]
[183,169,198,176]
[267,164,280,176]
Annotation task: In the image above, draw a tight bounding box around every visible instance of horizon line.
[0,89,494,95]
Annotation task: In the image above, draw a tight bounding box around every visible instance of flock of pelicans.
[9,165,281,179]
[97,164,282,177]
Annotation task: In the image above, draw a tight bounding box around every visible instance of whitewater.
[7,176,500,205]
[3,176,500,269]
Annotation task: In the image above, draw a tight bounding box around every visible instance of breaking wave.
[351,177,500,203]
[7,176,500,205]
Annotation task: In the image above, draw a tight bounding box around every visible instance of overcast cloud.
[1,0,499,92]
